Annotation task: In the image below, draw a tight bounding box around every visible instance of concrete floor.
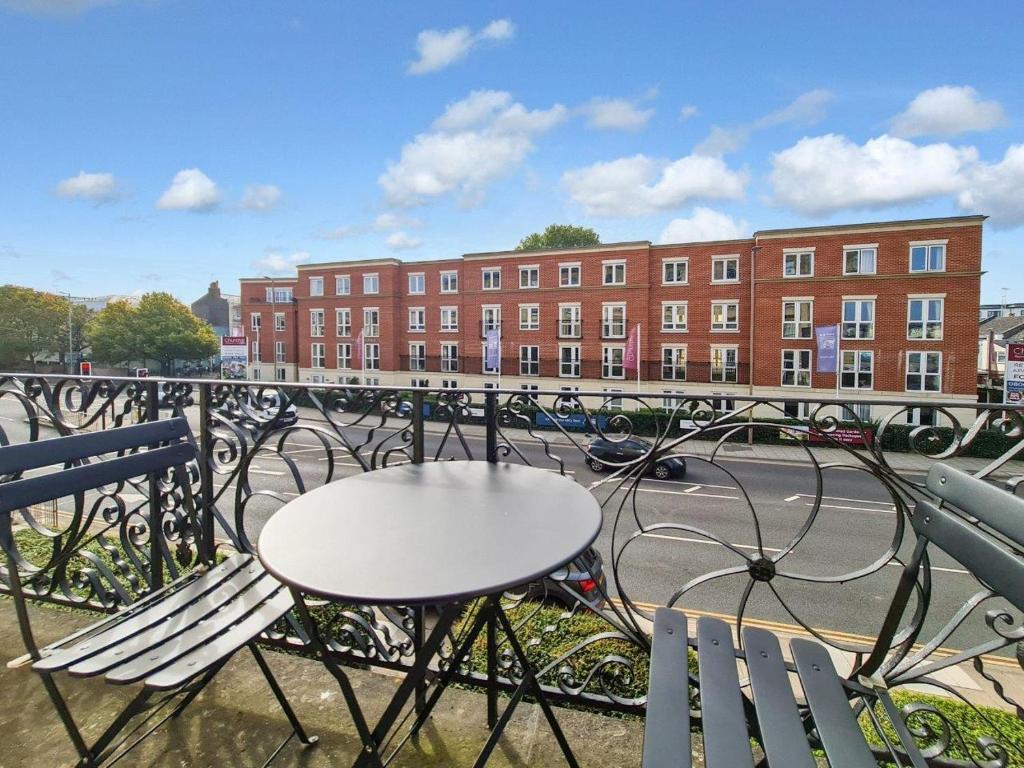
[0,599,653,768]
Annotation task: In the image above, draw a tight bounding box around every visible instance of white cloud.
[380,91,567,207]
[696,89,833,156]
[315,226,356,241]
[254,250,311,275]
[679,105,699,121]
[562,153,747,217]
[659,208,749,244]
[408,18,515,75]
[386,231,423,250]
[55,171,119,202]
[240,184,281,212]
[770,134,977,215]
[156,168,221,212]
[374,212,422,231]
[891,85,1006,138]
[581,97,655,131]
[958,144,1024,227]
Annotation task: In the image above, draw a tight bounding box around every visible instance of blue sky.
[1,0,1021,304]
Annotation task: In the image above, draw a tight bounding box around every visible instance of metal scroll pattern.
[1,375,1022,765]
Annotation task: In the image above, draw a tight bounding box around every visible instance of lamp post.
[264,275,277,381]
[62,292,74,374]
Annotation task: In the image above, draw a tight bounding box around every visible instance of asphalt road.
[0,397,1009,656]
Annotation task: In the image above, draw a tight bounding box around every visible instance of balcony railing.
[1,372,1022,766]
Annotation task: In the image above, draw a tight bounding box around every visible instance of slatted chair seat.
[0,418,317,767]
[643,462,1024,768]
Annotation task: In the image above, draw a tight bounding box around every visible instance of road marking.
[784,494,800,502]
[792,493,894,507]
[683,486,701,493]
[248,468,285,476]
[805,502,895,515]
[635,487,738,500]
[642,478,737,490]
[643,533,781,553]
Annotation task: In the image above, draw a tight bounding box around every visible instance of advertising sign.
[1005,343,1024,404]
[220,336,248,380]
[815,325,838,373]
[535,412,609,431]
[484,329,501,370]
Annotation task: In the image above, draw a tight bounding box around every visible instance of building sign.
[815,325,838,373]
[220,336,248,380]
[535,412,609,431]
[1005,343,1024,403]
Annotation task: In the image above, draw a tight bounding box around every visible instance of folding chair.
[0,417,318,767]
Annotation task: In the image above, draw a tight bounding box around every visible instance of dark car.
[586,437,687,480]
[217,392,298,431]
[523,546,607,609]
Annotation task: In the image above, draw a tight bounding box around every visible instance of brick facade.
[240,216,984,417]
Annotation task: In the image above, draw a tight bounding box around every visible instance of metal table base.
[290,589,579,768]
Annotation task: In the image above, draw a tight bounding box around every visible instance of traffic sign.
[136,367,149,378]
[79,361,92,376]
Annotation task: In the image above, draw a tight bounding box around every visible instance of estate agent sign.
[220,336,248,380]
[1005,343,1024,404]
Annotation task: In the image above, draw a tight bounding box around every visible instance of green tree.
[516,224,600,251]
[0,285,89,371]
[88,292,218,375]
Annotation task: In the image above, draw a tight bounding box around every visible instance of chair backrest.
[0,418,196,516]
[915,464,1024,611]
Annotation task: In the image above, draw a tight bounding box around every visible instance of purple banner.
[484,329,501,369]
[815,324,838,373]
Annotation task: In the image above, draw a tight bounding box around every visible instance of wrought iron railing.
[1,373,1022,766]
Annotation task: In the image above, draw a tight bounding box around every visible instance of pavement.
[0,599,652,768]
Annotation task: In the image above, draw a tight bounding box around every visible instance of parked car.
[586,437,687,480]
[216,392,298,430]
[522,546,607,609]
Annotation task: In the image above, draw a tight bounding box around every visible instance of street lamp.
[264,275,277,381]
[62,292,74,374]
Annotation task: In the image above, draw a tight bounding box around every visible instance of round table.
[257,460,602,605]
[256,461,601,768]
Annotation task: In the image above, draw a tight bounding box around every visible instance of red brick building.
[240,216,984,423]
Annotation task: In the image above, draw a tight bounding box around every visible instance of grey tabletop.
[256,461,603,605]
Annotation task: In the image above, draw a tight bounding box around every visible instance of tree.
[0,285,90,371]
[88,292,218,375]
[516,224,600,251]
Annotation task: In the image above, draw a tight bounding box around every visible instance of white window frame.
[907,296,944,341]
[441,343,459,373]
[363,307,379,338]
[661,345,687,381]
[440,270,458,294]
[906,351,942,392]
[559,262,581,288]
[711,255,740,284]
[909,240,947,273]
[275,340,286,363]
[519,345,540,376]
[840,349,874,390]
[559,344,581,378]
[783,248,814,278]
[336,308,351,336]
[710,345,738,383]
[519,303,540,331]
[482,305,501,334]
[311,342,325,369]
[481,267,501,291]
[661,301,688,333]
[662,258,688,285]
[274,312,286,332]
[337,343,352,370]
[364,342,380,371]
[441,378,458,389]
[837,297,872,340]
[250,312,261,331]
[602,259,626,286]
[309,276,324,296]
[710,301,739,332]
[782,299,814,339]
[781,349,812,387]
[602,345,625,379]
[603,388,623,411]
[408,342,426,371]
[440,306,458,332]
[335,275,351,296]
[408,307,425,333]
[363,273,379,295]
[602,302,626,338]
[843,244,877,276]
[408,272,425,295]
[558,303,581,338]
[309,309,325,338]
[519,265,539,289]
[251,339,261,363]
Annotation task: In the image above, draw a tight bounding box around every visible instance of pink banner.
[624,324,640,371]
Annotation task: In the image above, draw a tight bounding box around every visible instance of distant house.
[978,315,1024,402]
[979,302,1024,321]
[191,281,241,338]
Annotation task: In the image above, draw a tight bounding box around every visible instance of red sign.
[807,427,874,447]
[1008,343,1024,362]
[136,368,149,378]
[79,361,92,376]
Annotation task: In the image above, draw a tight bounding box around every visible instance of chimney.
[209,281,220,298]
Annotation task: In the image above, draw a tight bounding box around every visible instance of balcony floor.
[0,599,651,767]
